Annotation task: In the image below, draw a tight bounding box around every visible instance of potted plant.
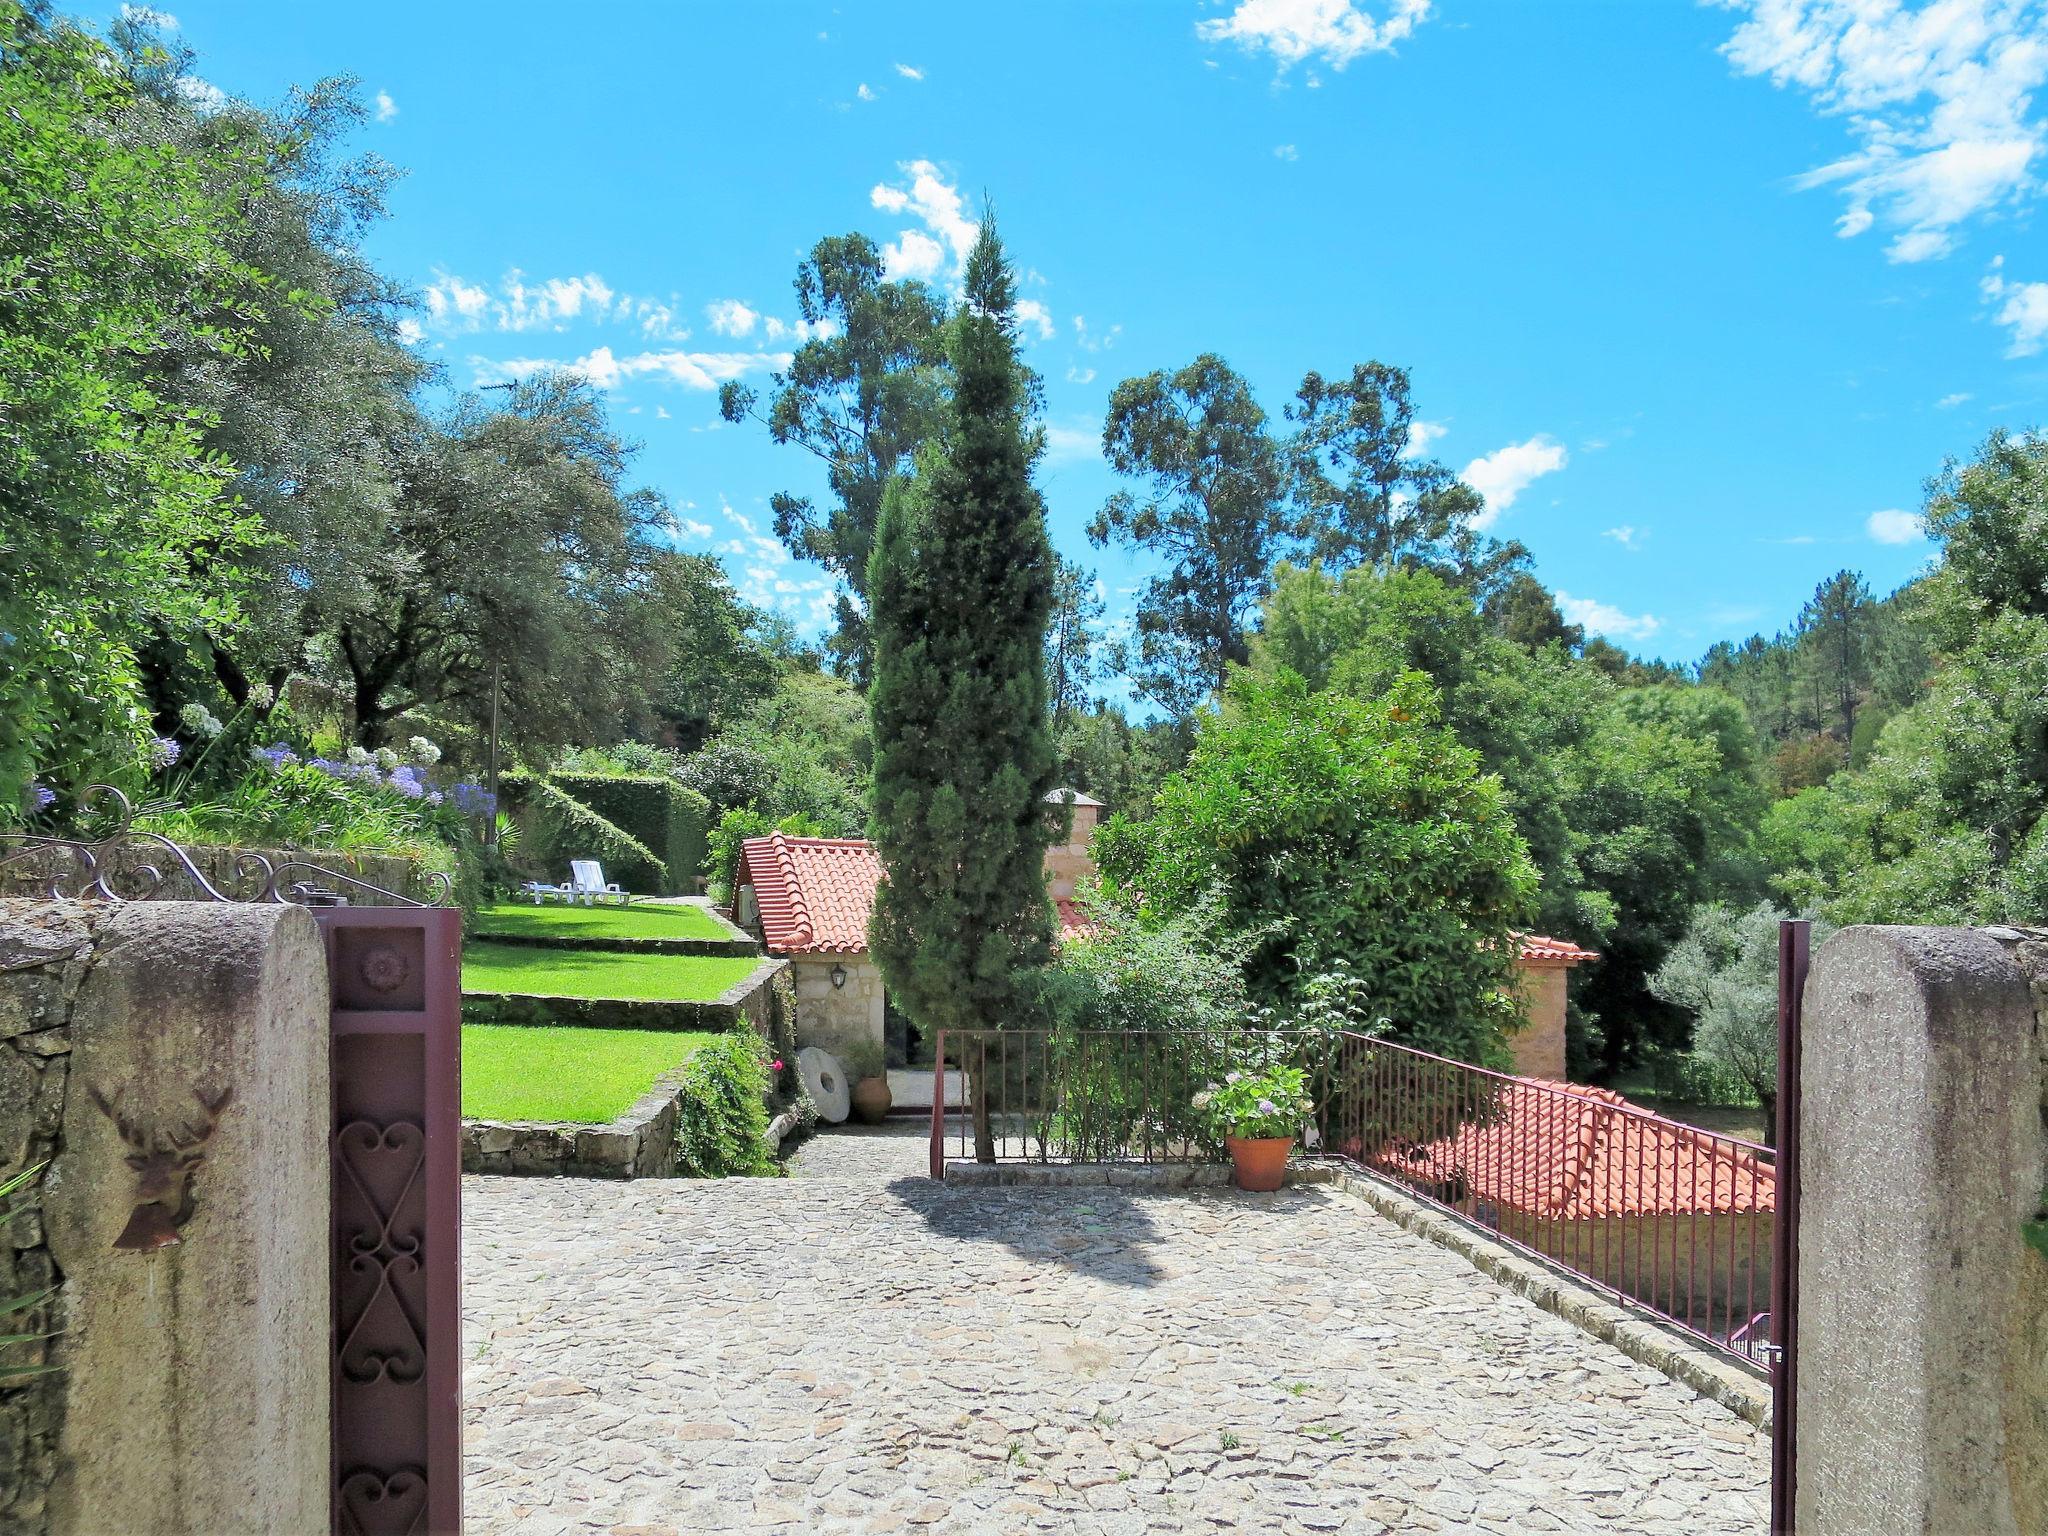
[842,1037,892,1124]
[1196,1063,1313,1192]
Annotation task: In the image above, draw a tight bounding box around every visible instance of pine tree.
[867,218,1060,1051]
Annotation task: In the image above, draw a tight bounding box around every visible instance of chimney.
[1043,788,1105,901]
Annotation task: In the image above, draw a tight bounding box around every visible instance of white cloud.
[1066,364,1098,385]
[1197,0,1434,71]
[895,62,924,80]
[424,269,622,333]
[1073,315,1122,352]
[120,5,177,28]
[374,90,398,123]
[1718,0,2048,263]
[1044,418,1102,465]
[175,74,227,112]
[1936,390,1975,406]
[871,160,978,280]
[1015,298,1056,341]
[655,406,671,420]
[1602,524,1646,550]
[715,501,837,623]
[395,317,425,345]
[1982,256,2048,353]
[1866,507,1925,542]
[705,298,759,338]
[1556,591,1662,642]
[1461,434,1568,525]
[1274,143,1300,161]
[674,516,713,540]
[1406,418,1447,455]
[857,83,877,102]
[472,346,785,392]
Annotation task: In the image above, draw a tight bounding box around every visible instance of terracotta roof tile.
[1516,932,1600,964]
[738,834,883,955]
[1055,898,1097,942]
[1389,1078,1773,1219]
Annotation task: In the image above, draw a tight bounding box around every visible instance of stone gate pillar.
[0,899,329,1535]
[1797,925,2046,1536]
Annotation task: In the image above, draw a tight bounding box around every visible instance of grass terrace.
[471,900,730,944]
[461,1025,717,1122]
[462,941,760,1002]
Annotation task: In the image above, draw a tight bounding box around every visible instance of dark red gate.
[319,904,464,1536]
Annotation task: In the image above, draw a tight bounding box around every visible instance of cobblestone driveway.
[463,1128,1768,1535]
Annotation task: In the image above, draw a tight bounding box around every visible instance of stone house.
[734,791,1103,1064]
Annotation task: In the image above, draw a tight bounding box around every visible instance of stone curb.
[470,930,761,958]
[1301,1163,1773,1430]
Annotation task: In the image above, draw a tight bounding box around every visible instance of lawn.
[462,1025,716,1122]
[461,940,760,1001]
[472,900,729,942]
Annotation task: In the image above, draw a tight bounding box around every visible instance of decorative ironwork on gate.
[2,789,462,1535]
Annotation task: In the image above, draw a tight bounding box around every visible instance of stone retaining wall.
[0,842,446,906]
[471,931,761,958]
[464,1073,689,1178]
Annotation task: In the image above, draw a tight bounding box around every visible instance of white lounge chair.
[568,859,631,906]
[521,879,572,904]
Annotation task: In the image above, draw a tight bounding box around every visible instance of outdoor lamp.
[830,964,848,989]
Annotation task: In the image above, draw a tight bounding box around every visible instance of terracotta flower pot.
[1225,1134,1293,1192]
[849,1075,893,1125]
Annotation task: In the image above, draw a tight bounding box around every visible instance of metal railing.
[928,1023,1777,1373]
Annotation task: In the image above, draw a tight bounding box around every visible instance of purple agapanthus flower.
[148,735,181,770]
[253,742,299,770]
[27,781,56,814]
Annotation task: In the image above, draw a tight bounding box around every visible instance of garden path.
[462,1137,1767,1535]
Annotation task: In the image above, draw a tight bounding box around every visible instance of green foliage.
[868,220,1062,1039]
[1028,887,1260,1038]
[1649,901,1833,1133]
[1097,668,1537,1065]
[503,773,668,893]
[1089,354,1290,716]
[719,232,951,679]
[139,757,458,854]
[545,772,710,894]
[0,2,273,809]
[1195,1062,1312,1141]
[1763,433,2048,926]
[0,1162,56,1383]
[673,1031,778,1178]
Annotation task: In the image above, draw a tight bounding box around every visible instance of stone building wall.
[1043,798,1102,903]
[790,954,885,1060]
[1507,962,1570,1081]
[0,899,330,1535]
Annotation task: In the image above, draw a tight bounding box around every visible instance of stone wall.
[1043,798,1102,903]
[465,1074,689,1178]
[0,899,330,1536]
[1797,925,2047,1536]
[462,955,788,1033]
[789,954,885,1060]
[1507,962,1569,1081]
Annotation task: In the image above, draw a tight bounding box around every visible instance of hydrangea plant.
[1194,1062,1313,1142]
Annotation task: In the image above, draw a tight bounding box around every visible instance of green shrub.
[706,807,828,903]
[503,772,668,893]
[674,1031,778,1177]
[547,772,709,894]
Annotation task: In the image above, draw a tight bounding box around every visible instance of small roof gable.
[1516,932,1600,966]
[737,833,883,956]
[1045,787,1105,808]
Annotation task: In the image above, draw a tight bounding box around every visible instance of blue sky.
[127,0,2048,671]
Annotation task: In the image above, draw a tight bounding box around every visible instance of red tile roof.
[1390,1079,1773,1219]
[1055,898,1097,943]
[737,834,883,955]
[1516,932,1600,965]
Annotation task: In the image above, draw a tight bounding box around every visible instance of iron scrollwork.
[0,785,452,907]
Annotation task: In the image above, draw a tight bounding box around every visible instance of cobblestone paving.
[463,1145,1768,1535]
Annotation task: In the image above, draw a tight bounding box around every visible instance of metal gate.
[1771,919,1809,1536]
[321,903,463,1536]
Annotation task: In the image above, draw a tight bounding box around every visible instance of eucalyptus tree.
[718,234,950,680]
[1089,354,1292,717]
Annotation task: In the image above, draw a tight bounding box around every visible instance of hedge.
[548,772,710,895]
[502,772,668,894]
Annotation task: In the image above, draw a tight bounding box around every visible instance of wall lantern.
[830,964,848,990]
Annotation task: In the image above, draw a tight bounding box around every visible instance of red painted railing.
[929,1024,1776,1374]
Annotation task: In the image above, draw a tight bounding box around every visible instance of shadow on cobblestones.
[884,1176,1167,1288]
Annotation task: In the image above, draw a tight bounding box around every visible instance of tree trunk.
[1758,1089,1777,1151]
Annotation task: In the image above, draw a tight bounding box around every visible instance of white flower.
[1226,1071,1242,1084]
[178,702,223,738]
[373,747,400,773]
[406,735,442,767]
[345,746,375,767]
[247,681,276,710]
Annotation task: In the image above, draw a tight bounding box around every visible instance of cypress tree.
[867,218,1060,1044]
